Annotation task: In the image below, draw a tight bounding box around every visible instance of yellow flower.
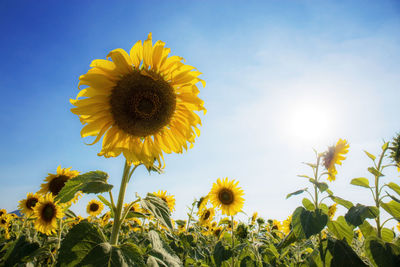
[0,215,9,229]
[18,193,42,217]
[213,226,224,239]
[282,215,292,235]
[100,212,111,227]
[272,220,282,231]
[33,193,64,235]
[124,202,143,214]
[0,209,6,217]
[197,195,209,215]
[70,33,206,168]
[251,212,258,225]
[209,178,244,216]
[355,229,363,241]
[86,199,104,217]
[199,207,215,225]
[322,139,349,181]
[328,203,337,219]
[153,190,175,212]
[38,166,80,202]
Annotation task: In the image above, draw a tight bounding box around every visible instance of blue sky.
[1,0,400,226]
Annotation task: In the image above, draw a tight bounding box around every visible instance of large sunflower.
[322,139,349,182]
[18,193,42,217]
[209,178,244,216]
[33,193,64,235]
[38,166,80,201]
[153,190,175,212]
[70,33,206,168]
[86,199,104,217]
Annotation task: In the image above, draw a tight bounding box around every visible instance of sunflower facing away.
[38,166,80,201]
[18,193,42,217]
[70,33,206,168]
[87,199,104,217]
[154,190,175,212]
[199,207,215,225]
[33,193,64,235]
[322,139,349,182]
[209,178,244,216]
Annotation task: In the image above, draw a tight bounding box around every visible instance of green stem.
[231,215,235,267]
[374,146,388,238]
[186,200,196,233]
[110,161,133,245]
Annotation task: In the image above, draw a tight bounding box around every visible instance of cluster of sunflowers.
[2,32,400,266]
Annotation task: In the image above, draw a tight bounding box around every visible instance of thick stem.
[374,146,387,238]
[110,161,132,245]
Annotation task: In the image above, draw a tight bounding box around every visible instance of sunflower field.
[1,33,400,267]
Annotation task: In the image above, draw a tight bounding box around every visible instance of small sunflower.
[100,212,111,227]
[33,193,64,235]
[86,199,104,217]
[209,178,244,216]
[213,226,224,238]
[271,219,282,232]
[197,195,209,215]
[251,212,258,225]
[38,166,80,202]
[282,215,292,235]
[0,209,6,217]
[153,190,175,212]
[18,193,42,217]
[322,139,349,182]
[0,216,9,229]
[328,203,337,219]
[124,202,143,214]
[70,33,206,168]
[199,207,215,225]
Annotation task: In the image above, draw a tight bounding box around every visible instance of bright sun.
[286,103,331,142]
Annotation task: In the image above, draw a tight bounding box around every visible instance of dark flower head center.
[41,203,56,223]
[26,197,39,210]
[203,210,211,220]
[49,175,69,196]
[1,219,6,225]
[89,203,99,212]
[323,147,335,169]
[0,211,5,217]
[110,70,176,137]
[218,189,234,205]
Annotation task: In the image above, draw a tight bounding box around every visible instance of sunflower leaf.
[330,195,354,209]
[344,204,379,227]
[381,201,400,220]
[3,235,40,267]
[286,188,307,199]
[350,177,370,188]
[292,207,328,239]
[327,237,368,267]
[367,167,384,177]
[55,171,113,204]
[327,216,354,245]
[387,182,400,196]
[140,193,173,231]
[364,150,376,161]
[364,236,400,267]
[147,230,182,267]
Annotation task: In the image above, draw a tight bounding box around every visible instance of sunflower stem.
[231,215,235,267]
[110,160,132,245]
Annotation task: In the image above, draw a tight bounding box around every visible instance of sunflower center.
[323,147,335,169]
[26,198,39,210]
[110,70,176,137]
[41,203,56,223]
[0,211,4,217]
[1,219,6,225]
[218,189,234,205]
[49,175,69,196]
[89,203,99,212]
[203,210,211,220]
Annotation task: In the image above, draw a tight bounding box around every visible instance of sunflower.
[0,209,6,217]
[33,193,64,235]
[124,202,143,214]
[0,215,9,229]
[38,166,80,202]
[322,139,349,182]
[86,199,104,217]
[70,33,206,168]
[282,215,292,235]
[213,226,224,239]
[199,207,215,225]
[153,190,175,212]
[18,193,42,217]
[251,212,258,225]
[209,178,244,216]
[328,203,337,219]
[100,212,111,227]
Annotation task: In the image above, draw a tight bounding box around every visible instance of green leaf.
[286,188,307,199]
[213,241,232,267]
[359,220,376,238]
[140,193,173,231]
[302,198,315,211]
[382,142,389,151]
[147,230,181,267]
[309,179,328,192]
[302,162,317,168]
[327,238,368,267]
[344,204,379,227]
[298,174,313,179]
[387,182,400,196]
[365,236,400,267]
[3,235,40,266]
[364,150,376,161]
[78,242,145,267]
[56,220,105,267]
[368,167,384,177]
[327,216,354,245]
[64,209,77,219]
[292,207,328,239]
[56,171,113,204]
[147,256,168,267]
[350,178,370,188]
[277,230,297,249]
[330,196,354,209]
[386,191,400,203]
[381,201,400,220]
[240,256,257,267]
[382,228,395,243]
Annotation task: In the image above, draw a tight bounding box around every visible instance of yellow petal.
[107,48,133,74]
[130,40,143,68]
[143,33,153,69]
